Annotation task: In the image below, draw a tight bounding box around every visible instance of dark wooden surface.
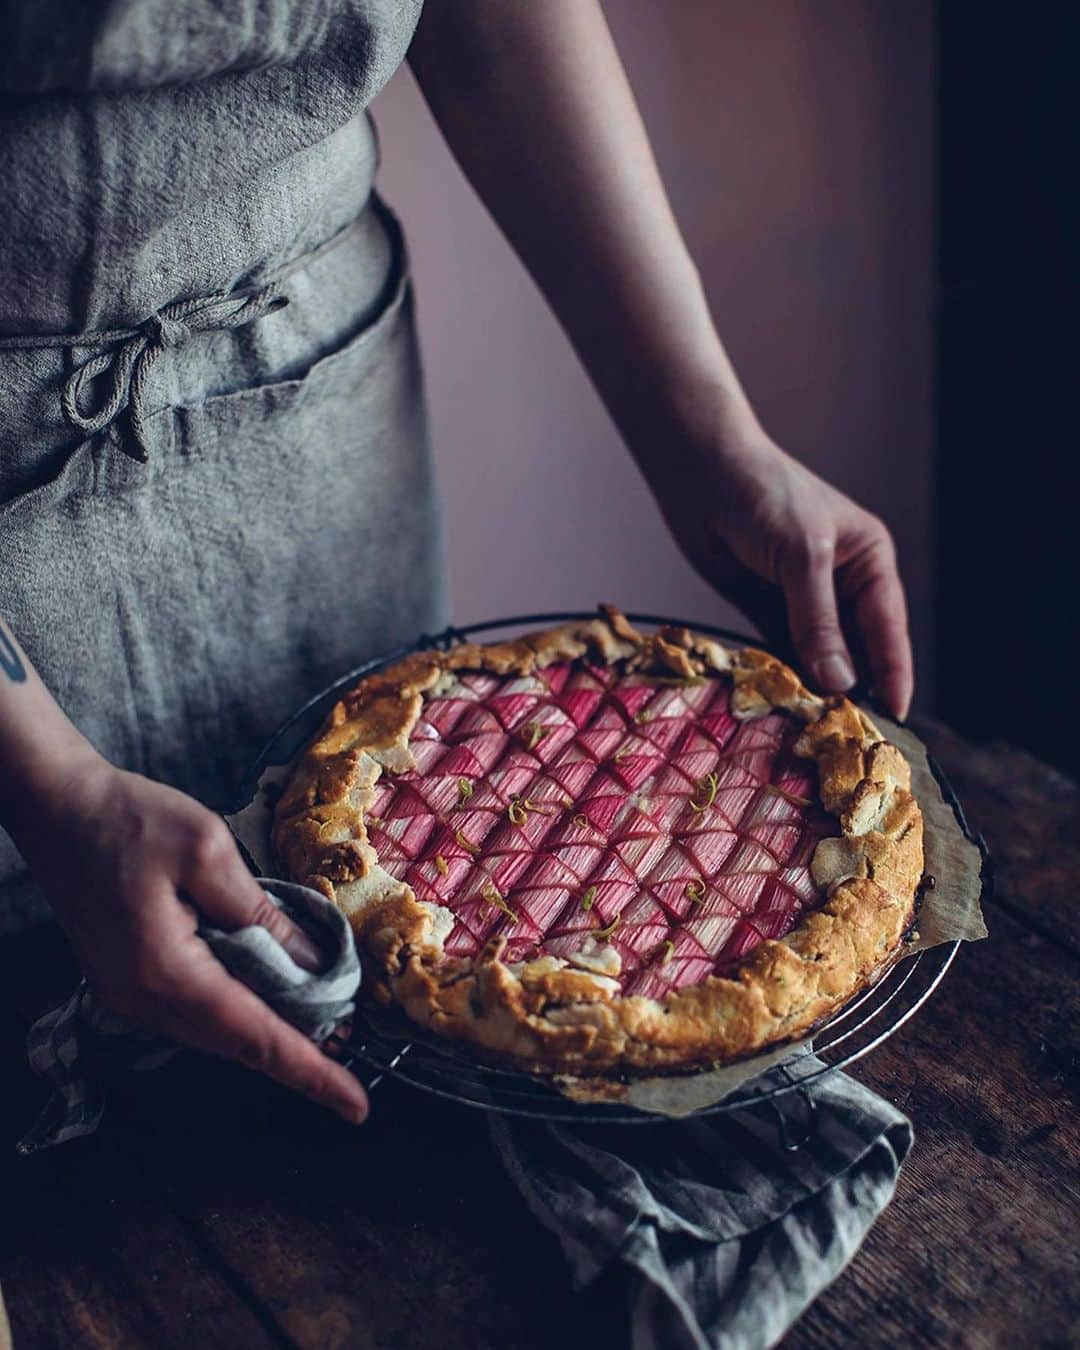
[0,717,1076,1349]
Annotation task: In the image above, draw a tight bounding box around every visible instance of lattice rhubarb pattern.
[365,662,835,999]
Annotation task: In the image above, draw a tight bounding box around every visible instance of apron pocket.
[89,234,441,807]
[0,432,99,521]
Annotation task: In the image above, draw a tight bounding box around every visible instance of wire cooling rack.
[240,611,986,1127]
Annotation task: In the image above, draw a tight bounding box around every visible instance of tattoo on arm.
[0,626,26,683]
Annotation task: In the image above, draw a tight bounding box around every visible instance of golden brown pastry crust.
[272,608,923,1075]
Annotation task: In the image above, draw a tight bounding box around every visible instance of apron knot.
[144,313,188,349]
[59,284,290,462]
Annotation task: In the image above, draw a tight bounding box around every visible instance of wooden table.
[0,719,1076,1349]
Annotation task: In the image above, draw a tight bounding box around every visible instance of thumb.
[185,821,325,973]
[782,542,857,695]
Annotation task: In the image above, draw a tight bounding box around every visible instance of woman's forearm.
[0,618,98,838]
[408,3,915,717]
[408,0,763,483]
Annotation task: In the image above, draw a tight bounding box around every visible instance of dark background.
[938,0,1079,777]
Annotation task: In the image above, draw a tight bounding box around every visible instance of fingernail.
[284,930,325,973]
[343,1097,368,1125]
[816,654,856,691]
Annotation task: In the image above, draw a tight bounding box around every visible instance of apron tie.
[0,284,289,462]
[60,287,289,461]
[0,209,387,462]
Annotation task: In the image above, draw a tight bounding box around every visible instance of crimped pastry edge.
[271,606,923,1075]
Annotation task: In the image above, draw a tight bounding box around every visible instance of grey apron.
[0,1,444,928]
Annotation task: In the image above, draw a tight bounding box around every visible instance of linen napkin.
[17,879,359,1154]
[490,1064,912,1350]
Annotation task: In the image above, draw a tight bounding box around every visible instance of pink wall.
[373,1,936,702]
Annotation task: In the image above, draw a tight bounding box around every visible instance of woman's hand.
[10,750,368,1124]
[655,432,914,720]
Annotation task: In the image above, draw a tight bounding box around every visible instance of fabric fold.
[490,1066,912,1350]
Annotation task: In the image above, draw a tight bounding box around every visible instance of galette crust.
[272,608,923,1075]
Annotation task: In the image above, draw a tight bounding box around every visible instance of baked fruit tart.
[272,608,923,1075]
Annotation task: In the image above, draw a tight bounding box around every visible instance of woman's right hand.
[10,749,369,1124]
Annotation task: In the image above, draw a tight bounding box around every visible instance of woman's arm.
[0,618,367,1124]
[408,0,913,717]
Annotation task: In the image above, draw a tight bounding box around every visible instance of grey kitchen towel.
[490,1065,912,1350]
[17,879,359,1154]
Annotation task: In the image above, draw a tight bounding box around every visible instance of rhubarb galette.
[272,608,923,1075]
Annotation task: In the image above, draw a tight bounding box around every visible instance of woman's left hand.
[654,432,914,720]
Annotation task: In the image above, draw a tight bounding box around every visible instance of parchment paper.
[573,711,989,1115]
[226,707,988,1118]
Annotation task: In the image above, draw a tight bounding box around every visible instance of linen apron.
[0,1,444,929]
